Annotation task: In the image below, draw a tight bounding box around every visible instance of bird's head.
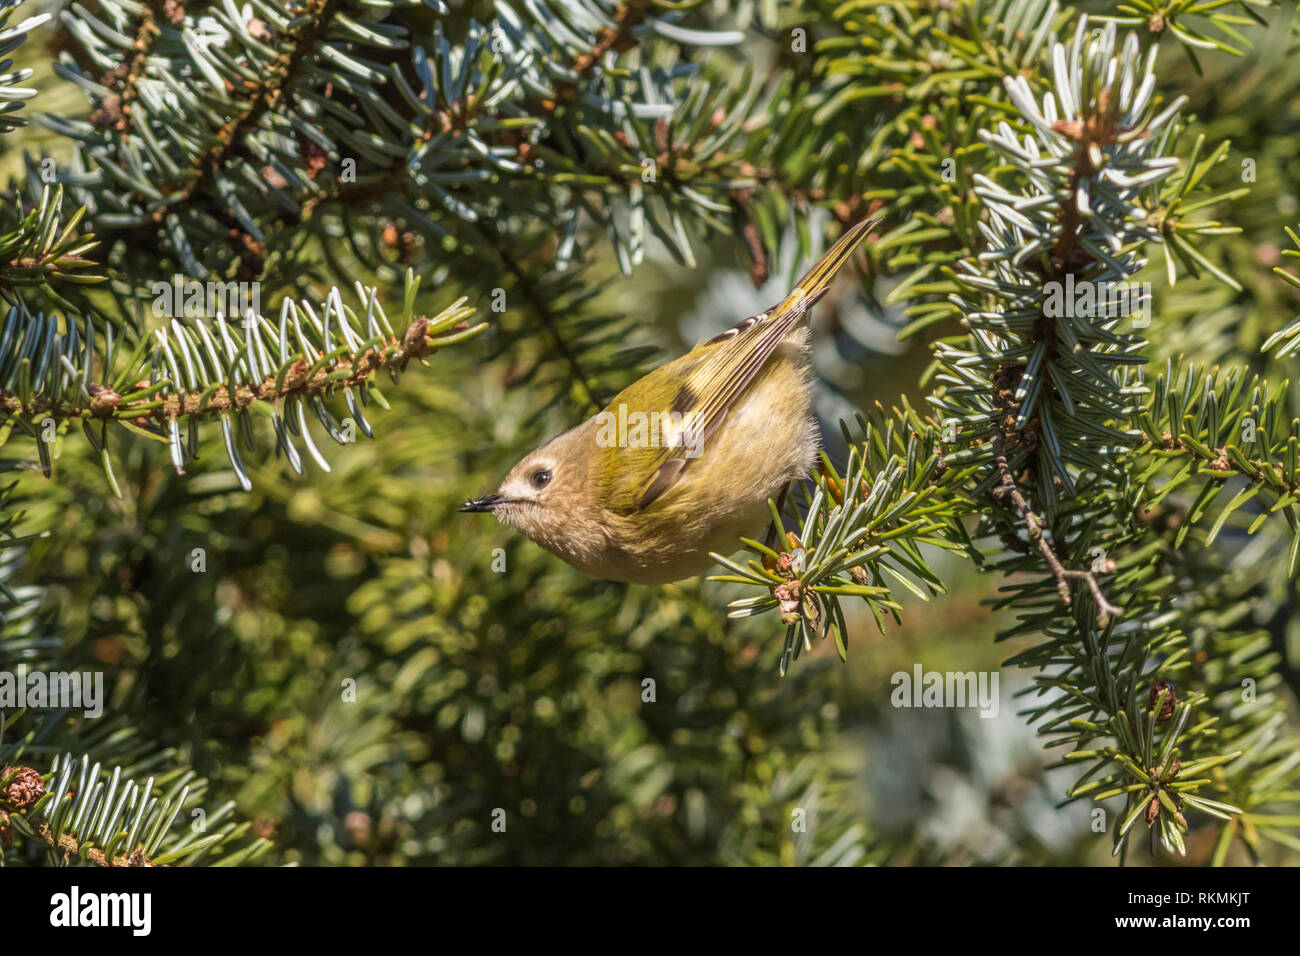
[460,424,600,558]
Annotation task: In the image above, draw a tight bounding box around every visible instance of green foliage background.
[3,0,1300,865]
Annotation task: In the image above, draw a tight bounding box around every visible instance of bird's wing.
[619,217,876,511]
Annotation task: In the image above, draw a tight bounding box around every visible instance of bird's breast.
[590,343,819,583]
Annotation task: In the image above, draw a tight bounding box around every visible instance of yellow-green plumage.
[462,219,875,584]
[585,330,817,582]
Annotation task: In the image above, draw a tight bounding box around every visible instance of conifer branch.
[0,278,483,490]
[989,429,1122,622]
[469,218,605,411]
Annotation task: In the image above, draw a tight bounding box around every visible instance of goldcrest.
[461,218,876,584]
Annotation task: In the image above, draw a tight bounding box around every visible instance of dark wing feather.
[631,218,876,509]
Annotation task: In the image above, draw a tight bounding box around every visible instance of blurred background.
[3,0,1300,865]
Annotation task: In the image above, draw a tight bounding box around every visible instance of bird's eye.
[530,469,552,489]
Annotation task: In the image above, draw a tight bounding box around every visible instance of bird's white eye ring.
[530,469,552,489]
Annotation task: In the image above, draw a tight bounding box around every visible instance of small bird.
[461,218,876,584]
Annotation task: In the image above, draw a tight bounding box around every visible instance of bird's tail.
[771,215,877,320]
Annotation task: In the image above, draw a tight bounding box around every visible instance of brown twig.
[90,0,177,132]
[172,0,343,214]
[990,431,1122,624]
[32,823,156,866]
[0,316,471,424]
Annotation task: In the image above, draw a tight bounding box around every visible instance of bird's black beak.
[459,493,505,514]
